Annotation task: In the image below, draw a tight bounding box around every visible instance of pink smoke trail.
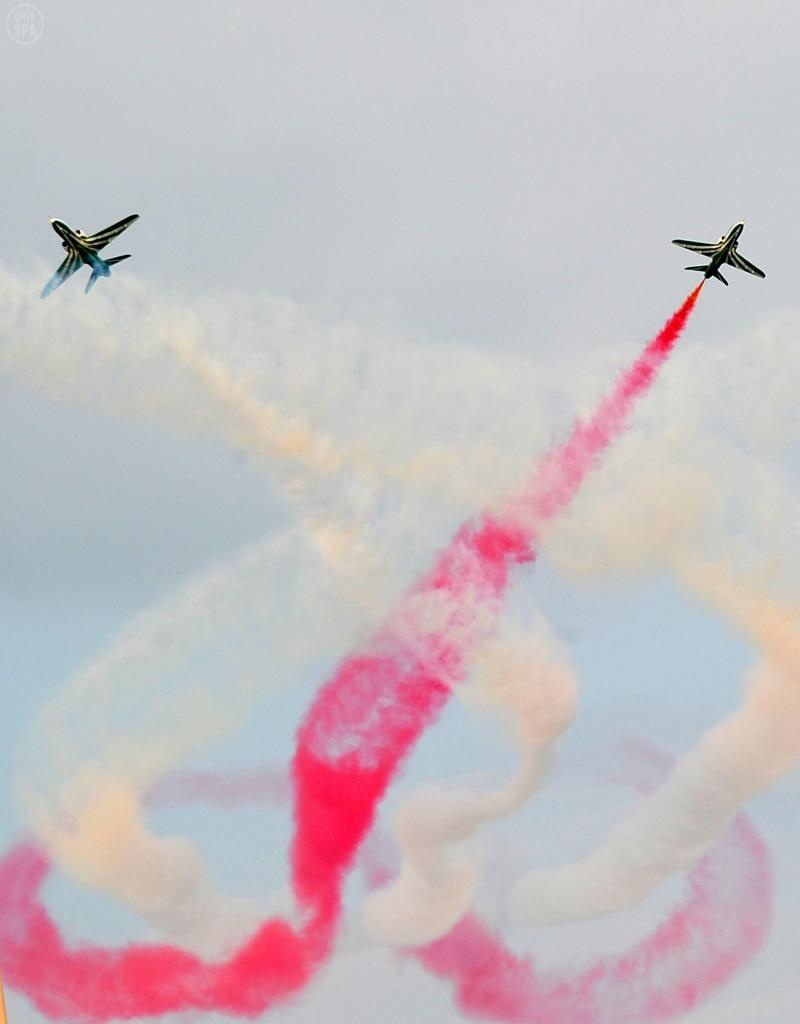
[158,752,768,1024]
[0,748,767,1024]
[146,767,292,808]
[140,758,775,1023]
[414,745,772,1023]
[417,818,769,1024]
[0,286,702,1020]
[289,285,703,920]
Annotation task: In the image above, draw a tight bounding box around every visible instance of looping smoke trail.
[413,743,771,1024]
[289,286,702,956]
[0,287,702,1019]
[0,751,766,1024]
[291,285,701,931]
[0,269,533,513]
[506,560,800,928]
[362,617,577,947]
[15,525,385,954]
[0,843,318,1021]
[155,756,772,1024]
[417,814,769,1024]
[8,272,543,939]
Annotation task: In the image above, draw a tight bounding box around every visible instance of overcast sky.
[3,3,800,1022]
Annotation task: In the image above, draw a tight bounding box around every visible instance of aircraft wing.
[727,248,766,278]
[671,238,720,256]
[41,249,83,298]
[83,213,139,251]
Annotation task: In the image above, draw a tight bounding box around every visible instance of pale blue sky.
[3,3,800,1022]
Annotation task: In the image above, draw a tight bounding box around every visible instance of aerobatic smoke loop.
[0,284,716,1021]
[0,747,769,1024]
[363,617,577,947]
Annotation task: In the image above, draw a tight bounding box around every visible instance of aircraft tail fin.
[85,254,131,294]
[684,263,728,285]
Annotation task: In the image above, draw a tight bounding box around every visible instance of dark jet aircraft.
[41,214,139,298]
[671,221,765,286]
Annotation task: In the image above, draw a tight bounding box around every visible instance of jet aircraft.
[41,214,139,297]
[671,221,765,286]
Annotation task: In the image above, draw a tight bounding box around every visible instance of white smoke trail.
[363,312,800,938]
[507,657,790,919]
[363,611,577,945]
[0,265,549,516]
[509,739,760,925]
[17,526,380,951]
[8,261,800,956]
[507,317,800,926]
[1,265,561,946]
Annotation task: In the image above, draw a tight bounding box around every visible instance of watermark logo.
[7,3,43,44]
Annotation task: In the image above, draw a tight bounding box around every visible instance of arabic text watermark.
[7,3,43,44]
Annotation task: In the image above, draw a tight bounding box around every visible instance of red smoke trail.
[0,286,703,1020]
[156,750,769,1024]
[416,818,769,1024]
[413,747,772,1023]
[289,285,703,918]
[0,751,768,1024]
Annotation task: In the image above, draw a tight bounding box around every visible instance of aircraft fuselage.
[50,219,111,276]
[703,221,744,279]
[42,211,138,297]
